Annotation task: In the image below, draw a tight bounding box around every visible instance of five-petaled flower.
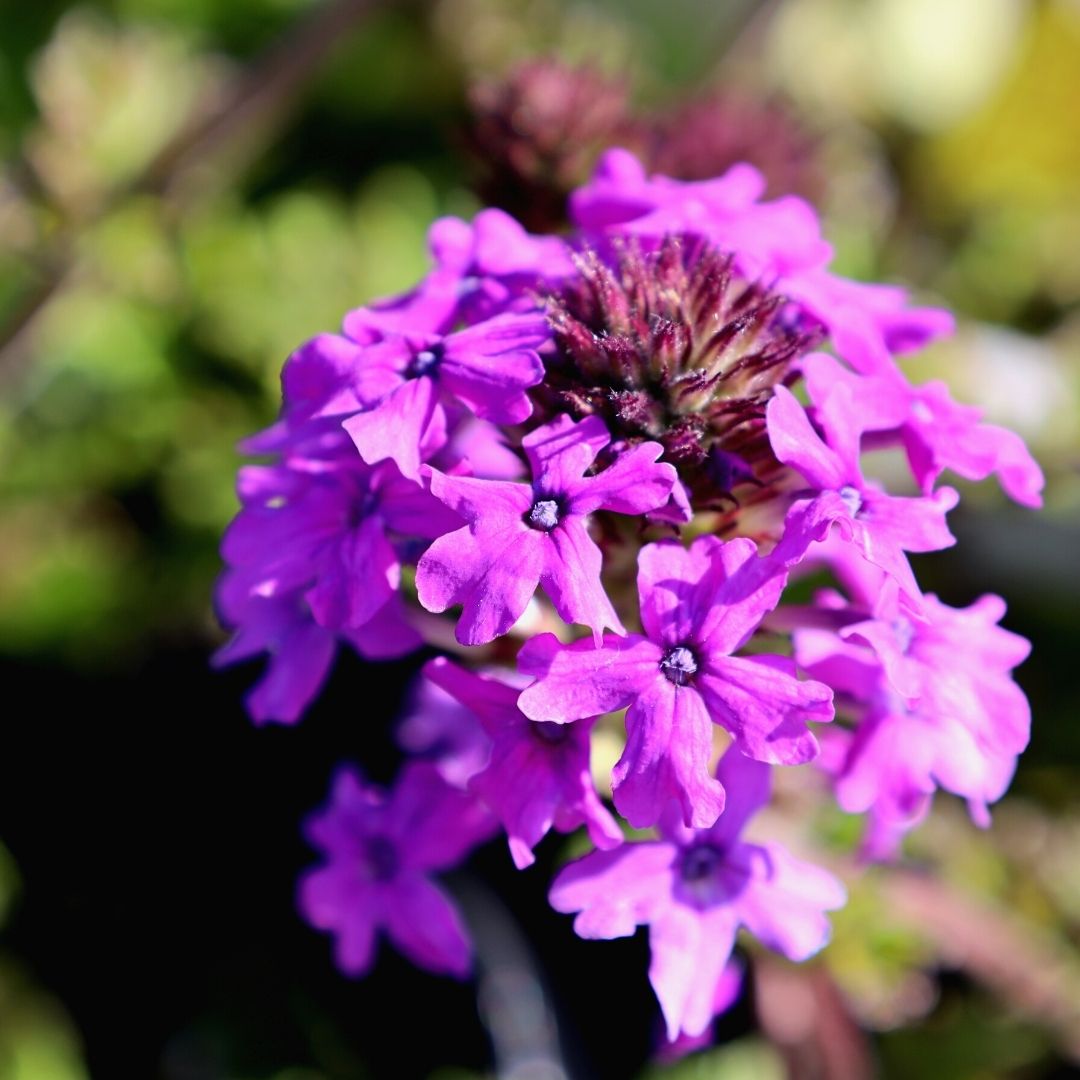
[298,763,496,977]
[550,749,846,1040]
[518,535,834,828]
[416,414,676,645]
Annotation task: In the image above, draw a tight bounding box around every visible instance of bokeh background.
[1,1,1079,1077]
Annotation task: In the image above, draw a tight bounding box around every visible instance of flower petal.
[384,874,473,978]
[517,632,661,722]
[697,654,832,765]
[613,680,726,829]
[343,377,444,479]
[549,842,678,939]
[541,517,625,642]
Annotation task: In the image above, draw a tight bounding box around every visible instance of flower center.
[680,843,720,883]
[361,836,399,882]
[839,485,863,517]
[532,721,570,745]
[407,344,443,379]
[660,645,698,686]
[347,488,380,529]
[528,499,561,531]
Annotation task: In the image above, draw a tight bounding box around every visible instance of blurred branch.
[0,0,379,387]
[451,877,570,1080]
[754,955,877,1080]
[137,0,378,203]
[884,869,1080,1062]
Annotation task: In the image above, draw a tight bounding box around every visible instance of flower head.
[794,578,1031,857]
[298,763,496,977]
[416,414,676,645]
[518,535,834,828]
[550,750,846,1039]
[343,311,550,479]
[424,657,622,868]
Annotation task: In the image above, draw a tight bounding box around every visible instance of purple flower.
[343,208,575,340]
[298,763,496,978]
[794,580,1031,857]
[342,311,550,478]
[550,750,846,1040]
[275,207,567,445]
[518,536,834,828]
[415,414,676,645]
[424,656,622,869]
[767,383,958,605]
[221,448,458,633]
[803,353,1044,509]
[213,573,419,724]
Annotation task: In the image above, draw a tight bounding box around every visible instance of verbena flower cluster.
[215,148,1041,1047]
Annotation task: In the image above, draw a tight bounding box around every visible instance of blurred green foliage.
[0,844,90,1079]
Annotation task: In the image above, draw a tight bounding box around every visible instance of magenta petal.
[470,721,606,870]
[613,680,726,829]
[427,215,474,270]
[692,538,786,654]
[297,868,379,975]
[441,313,548,423]
[384,874,472,977]
[426,658,620,867]
[903,381,1045,508]
[732,843,846,961]
[397,671,492,790]
[343,377,443,479]
[522,414,610,494]
[567,441,677,516]
[422,468,533,525]
[517,633,662,722]
[650,904,739,1041]
[281,333,365,422]
[706,751,773,852]
[770,492,850,569]
[389,763,496,871]
[861,487,958,555]
[541,517,625,642]
[344,598,422,660]
[766,385,851,490]
[474,743,559,869]
[840,614,922,699]
[834,708,933,822]
[422,656,523,728]
[575,783,625,855]
[977,424,1044,508]
[305,517,398,630]
[697,654,832,765]
[636,538,717,646]
[794,626,884,702]
[549,842,678,939]
[247,619,336,725]
[634,532,782,660]
[417,523,545,645]
[376,465,466,539]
